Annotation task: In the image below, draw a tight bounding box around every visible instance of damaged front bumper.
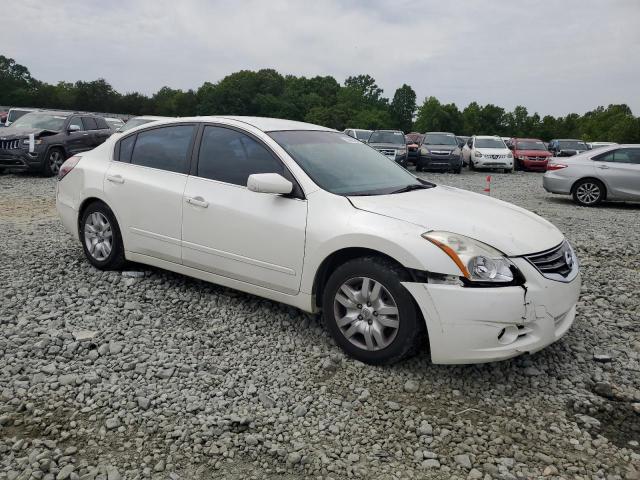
[402,258,581,364]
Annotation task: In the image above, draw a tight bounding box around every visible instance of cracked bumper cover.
[402,258,581,364]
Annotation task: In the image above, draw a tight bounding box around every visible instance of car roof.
[425,131,455,135]
[513,137,543,141]
[211,116,334,132]
[474,135,502,139]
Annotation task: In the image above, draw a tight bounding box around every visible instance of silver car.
[543,145,640,206]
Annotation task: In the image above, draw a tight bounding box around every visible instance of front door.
[181,125,307,295]
[103,124,196,263]
[593,147,640,199]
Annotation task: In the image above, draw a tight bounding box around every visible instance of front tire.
[573,179,605,207]
[41,147,65,177]
[80,202,126,270]
[322,256,424,365]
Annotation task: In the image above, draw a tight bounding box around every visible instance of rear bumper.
[402,258,581,364]
[542,174,573,194]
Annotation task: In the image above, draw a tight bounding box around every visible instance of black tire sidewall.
[80,202,125,270]
[42,147,64,177]
[322,258,422,365]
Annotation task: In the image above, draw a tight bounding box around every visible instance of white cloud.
[3,0,639,115]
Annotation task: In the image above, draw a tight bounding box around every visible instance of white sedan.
[56,116,580,365]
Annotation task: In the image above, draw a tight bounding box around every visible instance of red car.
[509,138,552,171]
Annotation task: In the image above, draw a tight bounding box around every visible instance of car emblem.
[564,250,574,268]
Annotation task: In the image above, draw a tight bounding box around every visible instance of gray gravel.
[1,168,639,480]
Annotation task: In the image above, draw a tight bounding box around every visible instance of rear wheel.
[41,147,65,177]
[322,256,424,365]
[80,202,126,270]
[573,179,605,207]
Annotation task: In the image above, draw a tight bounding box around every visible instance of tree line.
[2,54,638,142]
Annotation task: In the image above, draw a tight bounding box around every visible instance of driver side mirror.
[247,173,293,195]
[68,124,81,133]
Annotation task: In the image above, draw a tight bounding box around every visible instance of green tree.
[390,84,416,133]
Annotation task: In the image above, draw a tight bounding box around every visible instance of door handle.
[106,174,125,184]
[597,165,610,169]
[186,196,209,208]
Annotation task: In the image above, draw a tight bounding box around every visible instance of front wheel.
[80,202,127,270]
[41,147,65,177]
[322,257,424,365]
[573,179,604,207]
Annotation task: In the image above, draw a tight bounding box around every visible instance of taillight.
[546,163,567,171]
[58,156,81,180]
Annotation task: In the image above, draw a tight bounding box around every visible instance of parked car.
[0,110,111,176]
[405,132,424,164]
[462,136,514,172]
[114,116,169,135]
[367,130,408,167]
[57,116,580,365]
[509,138,552,171]
[416,132,462,173]
[456,136,469,149]
[344,128,372,143]
[543,145,640,206]
[4,107,37,127]
[548,139,588,157]
[587,141,617,150]
[104,117,125,132]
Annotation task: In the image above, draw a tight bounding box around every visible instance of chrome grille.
[431,150,451,156]
[526,156,548,161]
[378,149,396,157]
[524,241,578,282]
[0,139,21,150]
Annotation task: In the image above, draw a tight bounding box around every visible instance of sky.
[3,0,640,116]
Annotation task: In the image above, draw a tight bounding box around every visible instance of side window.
[197,126,284,186]
[117,135,136,163]
[593,150,615,162]
[82,117,98,130]
[623,148,640,164]
[95,117,109,130]
[130,125,195,173]
[69,117,84,131]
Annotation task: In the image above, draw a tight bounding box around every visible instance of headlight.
[398,147,407,153]
[517,155,525,160]
[474,151,483,158]
[422,231,516,283]
[23,138,43,145]
[507,152,513,158]
[421,147,430,154]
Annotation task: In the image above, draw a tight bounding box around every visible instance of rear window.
[130,125,195,173]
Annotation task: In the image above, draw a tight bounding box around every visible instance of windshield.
[423,133,457,146]
[475,138,505,149]
[7,109,33,123]
[268,131,423,196]
[368,131,405,145]
[354,130,372,141]
[516,140,546,150]
[558,140,588,150]
[10,112,67,131]
[118,118,154,132]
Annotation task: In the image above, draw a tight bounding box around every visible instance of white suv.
[462,135,514,172]
[56,116,580,365]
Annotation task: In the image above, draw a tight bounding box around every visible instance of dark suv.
[0,110,111,176]
[416,132,463,173]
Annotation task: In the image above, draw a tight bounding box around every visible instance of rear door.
[181,124,307,294]
[104,123,197,263]
[93,117,113,145]
[81,117,99,149]
[66,116,91,155]
[593,148,640,199]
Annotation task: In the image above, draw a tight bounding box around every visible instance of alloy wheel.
[84,212,113,261]
[576,182,601,205]
[49,150,64,175]
[333,276,399,351]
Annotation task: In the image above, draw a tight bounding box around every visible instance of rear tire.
[322,256,424,365]
[454,166,462,174]
[41,147,65,177]
[572,179,605,207]
[79,201,127,270]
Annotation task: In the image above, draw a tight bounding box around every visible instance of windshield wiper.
[390,184,429,194]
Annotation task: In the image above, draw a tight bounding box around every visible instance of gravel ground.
[1,169,639,480]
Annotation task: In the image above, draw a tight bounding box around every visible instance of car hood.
[475,148,510,155]
[423,144,458,151]
[369,142,404,149]
[348,185,563,256]
[0,127,59,139]
[516,149,551,157]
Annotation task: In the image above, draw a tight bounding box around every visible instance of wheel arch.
[311,247,427,309]
[77,196,123,239]
[570,176,608,199]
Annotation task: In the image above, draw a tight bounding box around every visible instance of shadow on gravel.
[545,197,640,210]
[567,399,640,452]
